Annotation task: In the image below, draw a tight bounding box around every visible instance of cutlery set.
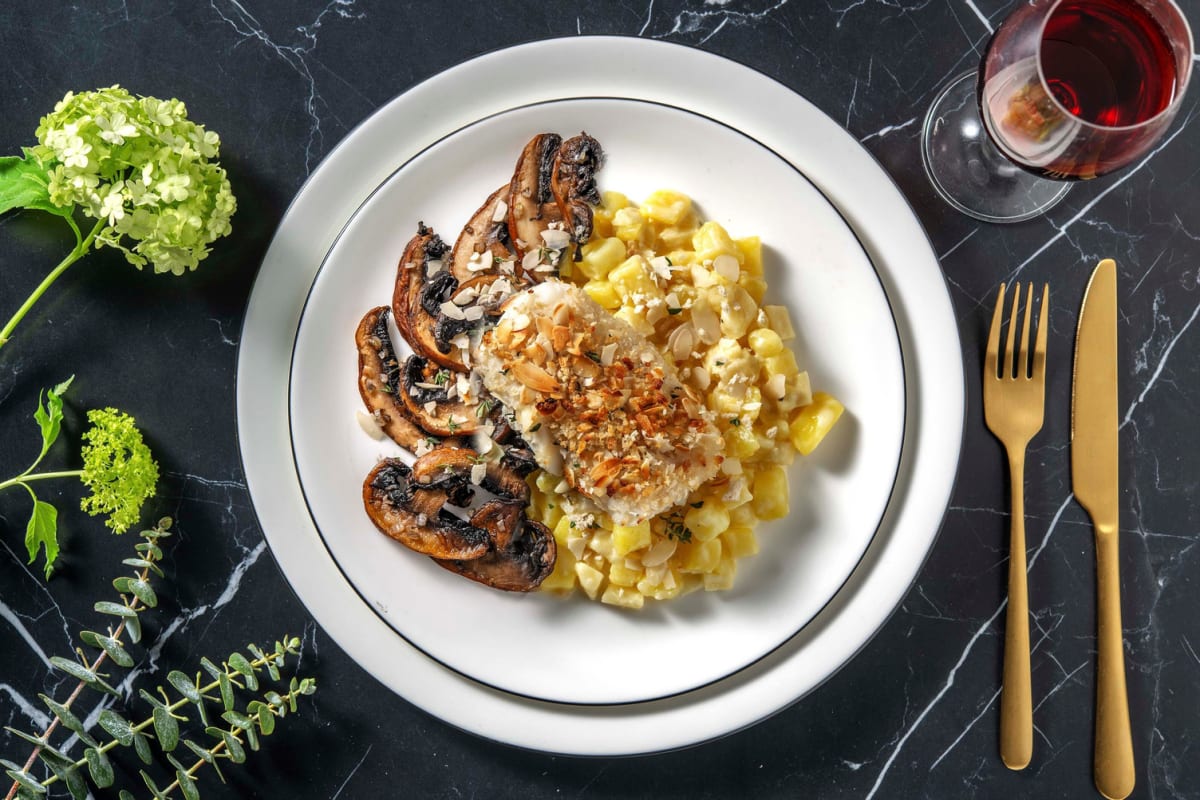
[984,259,1133,799]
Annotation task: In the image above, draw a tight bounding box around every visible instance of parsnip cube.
[790,392,845,455]
[722,526,760,559]
[608,560,642,587]
[601,584,645,609]
[613,521,652,556]
[579,237,627,280]
[677,538,722,573]
[575,562,605,599]
[684,502,730,543]
[703,557,737,591]
[582,279,622,310]
[736,236,763,275]
[641,189,692,225]
[751,466,789,520]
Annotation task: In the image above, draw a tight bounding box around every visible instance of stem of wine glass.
[921,71,1071,224]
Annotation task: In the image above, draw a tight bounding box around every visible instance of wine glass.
[922,0,1194,223]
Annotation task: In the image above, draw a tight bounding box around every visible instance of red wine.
[1040,0,1178,127]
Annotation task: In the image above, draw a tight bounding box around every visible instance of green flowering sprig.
[1,521,316,800]
[0,86,236,350]
[0,378,158,577]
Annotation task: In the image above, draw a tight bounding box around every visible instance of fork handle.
[1000,450,1033,770]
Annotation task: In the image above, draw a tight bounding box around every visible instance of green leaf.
[119,791,136,800]
[84,746,114,788]
[49,656,95,684]
[0,153,72,219]
[127,578,157,607]
[94,602,142,644]
[98,634,134,668]
[98,710,135,746]
[183,738,214,763]
[140,769,169,800]
[218,672,234,710]
[32,377,72,465]
[133,732,153,764]
[228,652,258,691]
[112,576,134,594]
[221,710,253,731]
[200,657,222,680]
[39,695,95,744]
[168,670,202,704]
[24,500,58,580]
[256,704,276,736]
[266,662,280,681]
[153,704,179,751]
[244,723,260,752]
[177,767,200,800]
[43,755,87,800]
[219,730,246,763]
[3,728,45,748]
[123,557,164,577]
[1,760,47,794]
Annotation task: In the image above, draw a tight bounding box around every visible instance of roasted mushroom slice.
[362,458,491,560]
[507,132,564,278]
[397,355,489,438]
[449,185,515,282]
[356,306,441,451]
[410,444,530,506]
[435,515,556,592]
[552,133,604,254]
[392,225,468,372]
[432,273,514,357]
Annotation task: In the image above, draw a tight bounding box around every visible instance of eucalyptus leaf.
[122,557,164,577]
[266,662,280,682]
[3,728,45,748]
[177,767,201,800]
[44,756,87,800]
[48,656,95,684]
[119,790,135,800]
[218,672,234,710]
[127,578,158,607]
[220,730,246,764]
[168,670,202,703]
[183,738,214,764]
[257,705,276,736]
[153,704,180,751]
[39,695,89,740]
[228,652,258,690]
[245,723,260,752]
[140,769,169,799]
[2,762,47,795]
[200,657,222,680]
[133,731,153,764]
[111,576,134,594]
[98,710,134,746]
[221,710,253,731]
[93,601,137,619]
[84,746,115,788]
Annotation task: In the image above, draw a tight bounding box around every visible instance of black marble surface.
[1,2,1198,798]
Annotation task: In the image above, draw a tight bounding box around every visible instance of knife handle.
[1000,452,1032,770]
[1094,526,1134,799]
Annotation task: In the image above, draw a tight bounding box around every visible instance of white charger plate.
[238,37,964,754]
[288,98,905,705]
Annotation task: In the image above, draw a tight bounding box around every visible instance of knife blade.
[1071,258,1134,800]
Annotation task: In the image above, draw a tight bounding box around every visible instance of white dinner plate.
[238,37,964,754]
[288,98,905,705]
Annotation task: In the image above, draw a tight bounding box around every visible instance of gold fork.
[984,282,1049,771]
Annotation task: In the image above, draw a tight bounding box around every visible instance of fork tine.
[1032,283,1049,379]
[986,283,1006,379]
[1019,283,1034,379]
[1006,282,1021,379]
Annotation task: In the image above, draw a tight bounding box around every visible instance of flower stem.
[0,217,104,351]
[0,470,83,492]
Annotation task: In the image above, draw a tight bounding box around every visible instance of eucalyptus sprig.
[2,520,316,800]
[0,86,236,351]
[0,378,158,577]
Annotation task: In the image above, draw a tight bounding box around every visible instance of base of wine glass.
[921,71,1070,224]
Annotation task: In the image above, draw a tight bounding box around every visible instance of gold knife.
[1071,259,1134,800]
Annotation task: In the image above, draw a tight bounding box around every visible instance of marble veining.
[1,1,1198,798]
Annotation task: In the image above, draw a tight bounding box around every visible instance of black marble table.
[1,2,1197,798]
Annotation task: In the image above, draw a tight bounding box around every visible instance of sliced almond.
[512,361,559,394]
